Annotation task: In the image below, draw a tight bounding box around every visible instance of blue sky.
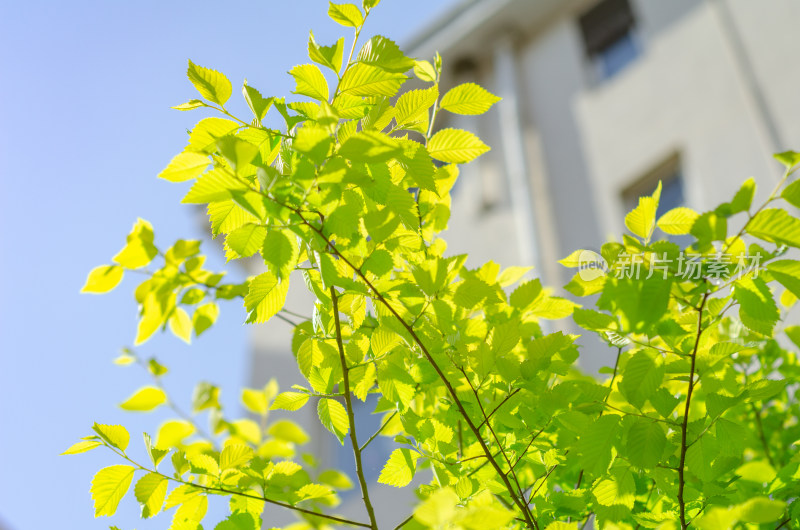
[0,1,458,528]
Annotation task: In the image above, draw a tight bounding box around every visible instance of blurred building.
[244,0,800,526]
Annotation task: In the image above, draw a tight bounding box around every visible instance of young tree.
[68,1,800,528]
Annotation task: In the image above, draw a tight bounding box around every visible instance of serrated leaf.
[339,130,402,162]
[289,64,329,102]
[308,31,345,72]
[187,60,232,106]
[92,423,130,451]
[241,388,267,415]
[242,82,272,122]
[427,128,489,164]
[377,448,419,487]
[220,444,254,470]
[91,465,135,517]
[119,386,167,412]
[317,398,349,443]
[134,472,167,518]
[748,208,800,248]
[619,351,664,409]
[81,265,124,294]
[626,420,666,468]
[244,272,289,324]
[730,177,756,213]
[158,152,209,183]
[338,63,407,97]
[186,117,240,153]
[657,207,699,235]
[182,168,248,204]
[625,182,661,240]
[328,2,363,27]
[262,230,298,280]
[395,86,438,133]
[172,99,205,111]
[413,60,437,83]
[440,83,500,115]
[227,223,266,258]
[216,136,259,175]
[356,35,414,73]
[271,391,309,411]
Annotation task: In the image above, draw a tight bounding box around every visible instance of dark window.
[579,0,639,80]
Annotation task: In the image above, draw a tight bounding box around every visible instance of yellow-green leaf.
[61,440,103,455]
[440,82,500,115]
[289,64,329,102]
[92,423,130,451]
[187,60,232,106]
[168,307,192,344]
[625,183,661,240]
[317,397,349,443]
[91,465,136,517]
[244,272,289,324]
[378,448,419,487]
[112,218,158,269]
[134,472,167,519]
[158,152,209,183]
[427,128,489,164]
[241,388,267,414]
[119,386,167,412]
[657,207,699,235]
[338,63,407,97]
[81,265,124,294]
[328,2,363,27]
[271,391,310,411]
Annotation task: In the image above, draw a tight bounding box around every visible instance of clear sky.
[0,1,460,528]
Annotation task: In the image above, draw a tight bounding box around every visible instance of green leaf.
[577,415,620,476]
[271,391,310,411]
[619,351,664,409]
[319,469,353,490]
[61,440,103,455]
[394,86,438,132]
[738,497,786,523]
[774,150,800,169]
[440,83,500,115]
[143,432,168,467]
[119,386,167,412]
[92,423,130,451]
[186,117,240,153]
[656,207,699,235]
[187,60,232,106]
[113,218,158,269]
[378,448,419,487]
[172,99,205,111]
[413,60,437,83]
[220,444,254,470]
[91,465,136,517]
[215,513,260,530]
[182,168,248,204]
[216,136,259,175]
[317,397,349,443]
[338,63,407,97]
[308,31,345,72]
[767,260,800,299]
[245,272,289,324]
[193,303,219,336]
[733,276,779,335]
[328,2,363,27]
[427,128,490,164]
[81,265,124,294]
[747,208,800,248]
[158,152,209,183]
[134,472,167,518]
[730,177,756,213]
[268,419,310,445]
[626,420,666,468]
[625,182,661,240]
[736,460,776,483]
[289,64,329,102]
[356,35,415,73]
[262,230,299,280]
[227,223,266,258]
[168,307,193,344]
[242,82,272,122]
[241,388,268,415]
[339,130,402,162]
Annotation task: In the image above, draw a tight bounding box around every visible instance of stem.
[360,411,397,452]
[105,445,370,528]
[750,402,776,467]
[476,388,520,429]
[331,287,379,530]
[677,292,709,530]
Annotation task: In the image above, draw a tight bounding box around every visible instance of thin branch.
[331,287,378,530]
[678,292,709,530]
[393,514,415,530]
[105,445,370,528]
[750,402,776,467]
[360,411,397,452]
[477,388,520,430]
